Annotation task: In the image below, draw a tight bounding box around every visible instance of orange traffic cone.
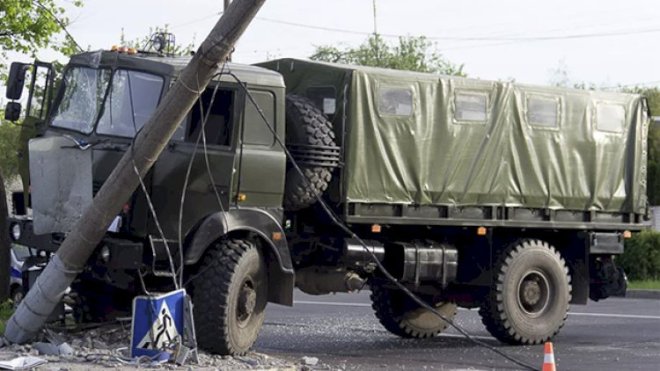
[542,342,557,371]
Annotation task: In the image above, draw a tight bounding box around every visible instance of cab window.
[96,70,164,137]
[243,90,275,146]
[186,86,234,146]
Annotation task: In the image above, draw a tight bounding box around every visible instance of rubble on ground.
[0,322,302,370]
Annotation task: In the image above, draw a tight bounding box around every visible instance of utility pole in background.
[372,0,378,35]
[225,0,233,62]
[4,0,265,344]
[372,0,380,64]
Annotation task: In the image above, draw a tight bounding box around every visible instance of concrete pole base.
[4,255,80,344]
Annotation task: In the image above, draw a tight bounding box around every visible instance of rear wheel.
[191,239,268,355]
[479,239,571,345]
[370,281,457,338]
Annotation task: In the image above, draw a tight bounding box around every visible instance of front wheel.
[479,239,572,345]
[191,239,268,355]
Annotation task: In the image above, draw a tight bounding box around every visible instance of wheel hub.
[522,280,541,306]
[517,270,550,316]
[237,280,257,325]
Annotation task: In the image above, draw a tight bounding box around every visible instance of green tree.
[311,34,465,76]
[0,0,83,78]
[1,0,85,181]
[1,0,83,301]
[0,123,20,183]
[623,87,660,205]
[648,126,660,206]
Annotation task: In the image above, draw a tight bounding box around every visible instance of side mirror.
[6,62,29,100]
[4,102,22,121]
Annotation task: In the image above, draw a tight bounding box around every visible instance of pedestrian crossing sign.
[130,289,186,358]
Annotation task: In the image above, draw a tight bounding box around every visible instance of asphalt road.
[254,290,660,370]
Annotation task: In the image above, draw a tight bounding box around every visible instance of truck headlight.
[10,223,21,241]
[100,245,111,263]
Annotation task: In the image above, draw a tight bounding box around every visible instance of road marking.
[295,300,371,307]
[438,333,495,341]
[568,312,660,320]
[294,300,660,320]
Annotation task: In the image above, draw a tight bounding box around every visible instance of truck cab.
[5,49,298,354]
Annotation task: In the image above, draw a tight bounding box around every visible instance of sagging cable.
[177,65,232,288]
[227,71,539,371]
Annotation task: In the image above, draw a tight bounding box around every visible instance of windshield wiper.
[60,135,109,150]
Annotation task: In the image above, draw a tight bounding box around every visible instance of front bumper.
[8,218,143,270]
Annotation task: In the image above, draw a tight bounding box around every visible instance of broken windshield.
[51,67,111,133]
[97,70,164,137]
[51,67,164,136]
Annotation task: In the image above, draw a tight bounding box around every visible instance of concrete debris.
[0,355,47,370]
[0,323,297,370]
[57,343,74,357]
[31,341,74,358]
[301,356,319,366]
[33,343,59,356]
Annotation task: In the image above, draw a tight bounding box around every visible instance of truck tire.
[370,281,457,339]
[284,94,336,211]
[10,285,23,309]
[71,277,132,322]
[191,239,268,355]
[479,239,572,345]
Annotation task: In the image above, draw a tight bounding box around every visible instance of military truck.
[4,49,648,355]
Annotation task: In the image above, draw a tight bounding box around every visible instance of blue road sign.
[130,289,186,358]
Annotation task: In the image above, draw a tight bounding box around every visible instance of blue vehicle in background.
[10,244,36,306]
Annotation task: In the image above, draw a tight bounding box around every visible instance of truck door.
[92,69,165,235]
[235,88,286,208]
[149,83,239,238]
[3,61,56,207]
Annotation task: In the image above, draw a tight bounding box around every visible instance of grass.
[0,301,14,333]
[628,280,660,290]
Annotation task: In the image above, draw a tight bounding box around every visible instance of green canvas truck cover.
[258,59,648,214]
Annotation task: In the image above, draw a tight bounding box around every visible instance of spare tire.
[284,95,336,211]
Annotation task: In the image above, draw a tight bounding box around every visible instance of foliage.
[627,279,660,290]
[311,34,465,76]
[0,300,13,333]
[0,0,83,78]
[547,61,599,90]
[547,60,571,88]
[0,121,21,183]
[623,87,660,205]
[620,231,660,281]
[648,124,660,205]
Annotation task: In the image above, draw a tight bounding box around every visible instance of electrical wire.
[255,15,660,43]
[225,72,539,371]
[33,0,83,53]
[124,70,179,289]
[176,66,231,288]
[120,54,538,368]
[167,9,660,46]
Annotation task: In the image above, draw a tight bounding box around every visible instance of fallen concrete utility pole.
[4,0,266,343]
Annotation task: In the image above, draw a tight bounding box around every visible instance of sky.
[8,0,660,88]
